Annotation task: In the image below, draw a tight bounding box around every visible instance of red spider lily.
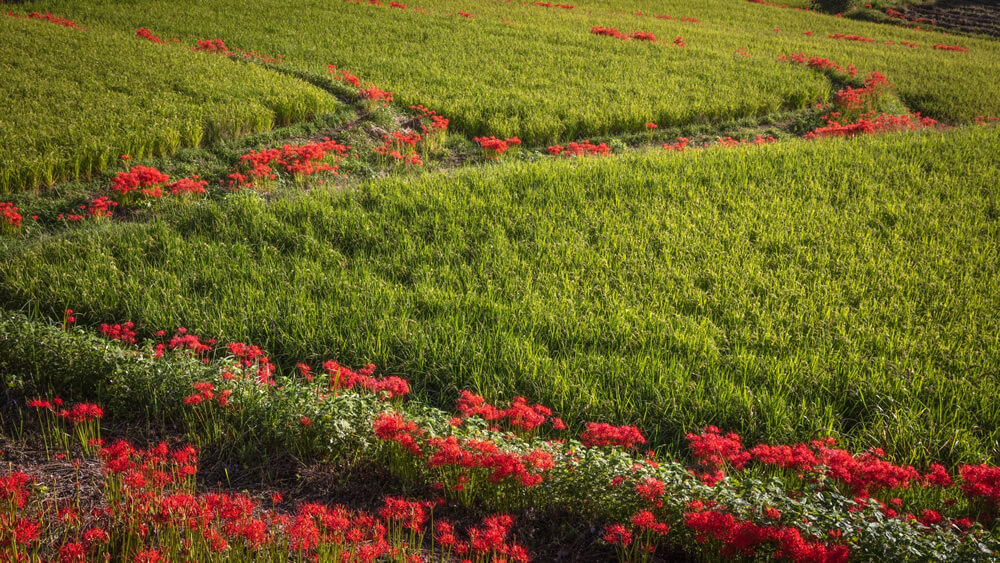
[360,86,394,104]
[410,104,450,133]
[322,360,411,399]
[635,476,666,506]
[933,44,969,52]
[685,508,849,561]
[6,10,84,29]
[227,139,350,188]
[959,464,1000,506]
[135,27,164,43]
[673,36,687,48]
[0,471,34,509]
[805,112,938,139]
[687,426,751,484]
[833,72,892,112]
[327,64,362,87]
[553,140,611,157]
[735,46,752,58]
[59,403,104,424]
[99,321,137,344]
[167,176,208,196]
[473,136,521,159]
[1,202,23,231]
[296,362,314,382]
[590,26,629,41]
[455,391,560,433]
[645,122,658,130]
[458,11,475,18]
[532,1,575,8]
[631,510,669,534]
[664,137,690,151]
[603,522,632,545]
[376,131,425,165]
[580,422,646,448]
[778,53,857,78]
[194,38,233,56]
[828,33,876,43]
[110,165,170,202]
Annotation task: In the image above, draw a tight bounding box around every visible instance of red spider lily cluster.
[735,46,752,58]
[682,508,849,562]
[4,11,84,29]
[579,422,646,449]
[663,137,690,151]
[4,438,531,561]
[13,316,1000,560]
[974,115,999,126]
[409,104,450,133]
[134,27,164,43]
[320,360,411,400]
[687,426,751,485]
[27,399,103,425]
[455,391,565,433]
[530,2,576,9]
[833,71,892,112]
[457,11,475,18]
[933,43,969,52]
[167,176,208,196]
[375,131,425,166]
[57,196,118,223]
[828,33,876,43]
[714,135,777,147]
[152,327,217,362]
[327,64,362,87]
[375,412,555,496]
[360,86,394,105]
[27,398,103,456]
[590,26,676,44]
[474,136,522,159]
[225,138,351,188]
[194,38,232,56]
[546,140,611,157]
[1,202,23,233]
[183,381,232,406]
[99,321,137,344]
[390,1,407,8]
[110,165,170,202]
[778,53,857,78]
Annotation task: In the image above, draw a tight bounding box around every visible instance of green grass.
[20,0,1000,144]
[3,126,999,466]
[0,14,339,193]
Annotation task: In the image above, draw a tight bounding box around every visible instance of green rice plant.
[0,15,339,193]
[23,0,1000,143]
[2,126,998,466]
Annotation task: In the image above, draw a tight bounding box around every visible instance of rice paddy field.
[1,0,999,561]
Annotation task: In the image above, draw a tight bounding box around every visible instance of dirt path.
[904,0,1000,38]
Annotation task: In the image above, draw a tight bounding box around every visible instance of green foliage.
[0,16,339,193]
[3,127,999,466]
[2,312,998,560]
[25,0,1000,143]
